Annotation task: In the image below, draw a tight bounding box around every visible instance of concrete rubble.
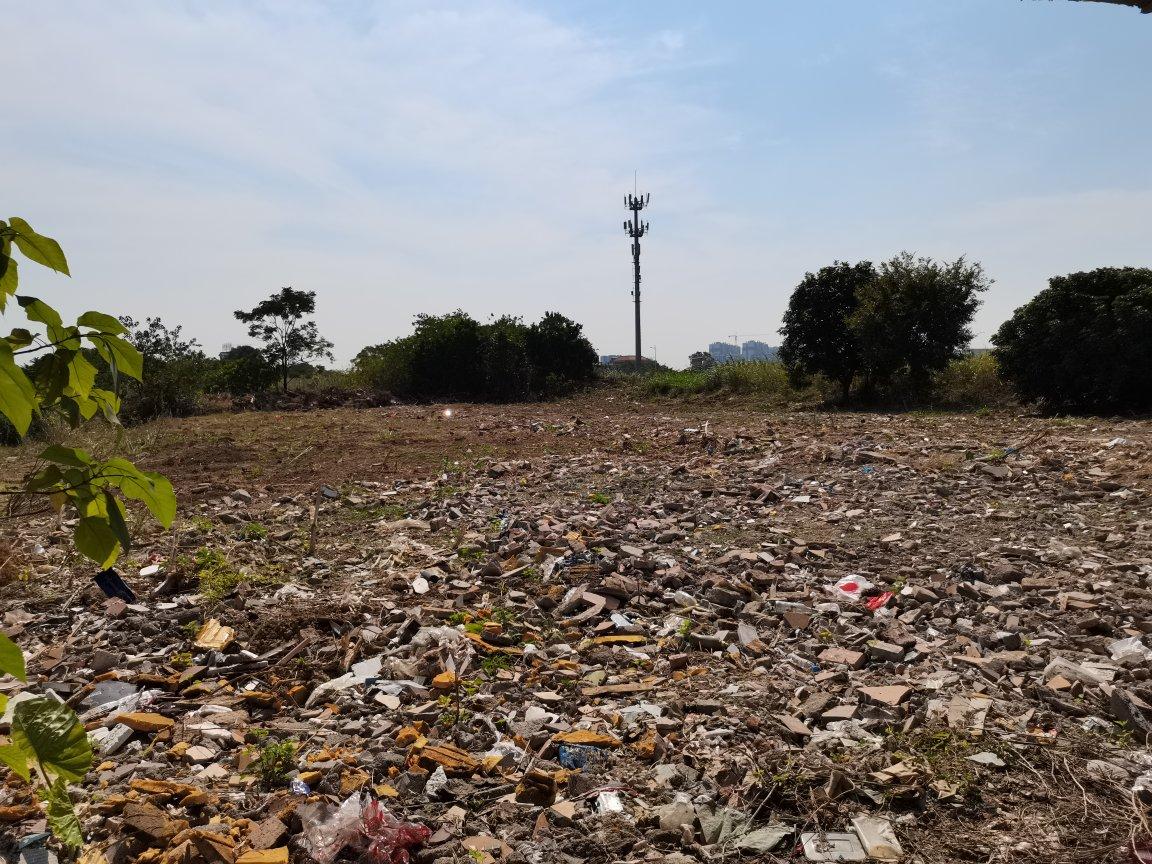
[1,405,1151,862]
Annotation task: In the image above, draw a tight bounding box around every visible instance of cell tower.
[623,189,650,371]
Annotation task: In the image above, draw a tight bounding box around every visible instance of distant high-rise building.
[741,340,778,361]
[708,342,740,363]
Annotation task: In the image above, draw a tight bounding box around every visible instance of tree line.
[11,288,602,428]
[777,254,1152,414]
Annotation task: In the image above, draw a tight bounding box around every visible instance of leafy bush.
[208,345,279,396]
[780,254,989,400]
[112,317,215,422]
[639,360,826,403]
[929,353,1014,410]
[353,310,597,402]
[992,267,1152,414]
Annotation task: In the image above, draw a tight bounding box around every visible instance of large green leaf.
[7,218,70,276]
[0,342,37,436]
[0,743,30,782]
[39,445,94,468]
[91,333,143,382]
[16,295,62,328]
[77,311,126,335]
[102,458,177,528]
[74,516,120,568]
[11,697,92,782]
[0,631,26,681]
[45,776,84,850]
[65,351,98,399]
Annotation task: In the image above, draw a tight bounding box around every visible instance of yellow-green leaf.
[0,631,26,681]
[46,776,84,849]
[39,445,94,467]
[0,252,17,299]
[7,218,70,276]
[0,341,37,436]
[102,458,177,528]
[91,334,143,382]
[77,311,126,334]
[65,351,98,399]
[75,516,120,568]
[0,743,29,782]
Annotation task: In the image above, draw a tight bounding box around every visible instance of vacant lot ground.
[2,396,1151,863]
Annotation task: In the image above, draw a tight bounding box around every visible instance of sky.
[3,1,1150,368]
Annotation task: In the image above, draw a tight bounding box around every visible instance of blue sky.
[3,1,1149,367]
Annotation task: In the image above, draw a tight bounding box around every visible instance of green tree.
[525,311,598,396]
[234,287,334,393]
[779,260,874,399]
[852,253,988,393]
[112,316,213,421]
[689,351,716,372]
[0,216,176,850]
[992,267,1152,413]
[210,344,278,396]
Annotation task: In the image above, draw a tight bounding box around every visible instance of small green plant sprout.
[241,521,268,540]
[249,739,297,787]
[588,491,612,505]
[480,654,512,676]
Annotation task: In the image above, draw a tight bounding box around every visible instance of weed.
[678,618,694,638]
[457,546,486,565]
[194,548,243,601]
[170,651,193,669]
[480,654,512,676]
[182,620,201,638]
[241,521,268,540]
[491,606,515,625]
[189,516,215,534]
[249,740,297,788]
[448,611,471,626]
[588,491,612,505]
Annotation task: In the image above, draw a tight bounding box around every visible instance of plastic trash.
[558,743,611,771]
[299,794,430,864]
[865,591,894,612]
[290,778,311,795]
[299,794,363,864]
[827,574,874,602]
[594,788,626,814]
[361,798,431,864]
[95,568,137,602]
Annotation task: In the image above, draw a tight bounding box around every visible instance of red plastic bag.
[361,799,431,864]
[866,591,894,611]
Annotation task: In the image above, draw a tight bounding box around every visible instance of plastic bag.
[827,574,874,602]
[361,799,432,864]
[300,795,430,864]
[299,794,363,864]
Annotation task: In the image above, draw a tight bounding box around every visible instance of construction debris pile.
[2,405,1150,863]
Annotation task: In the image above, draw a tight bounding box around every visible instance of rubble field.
[3,396,1152,864]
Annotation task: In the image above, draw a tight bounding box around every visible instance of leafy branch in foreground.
[0,216,177,851]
